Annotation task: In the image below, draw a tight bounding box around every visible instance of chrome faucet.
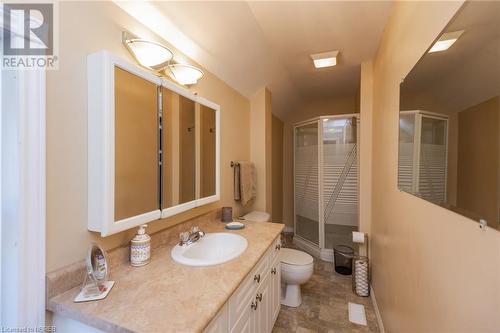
[179,226,205,246]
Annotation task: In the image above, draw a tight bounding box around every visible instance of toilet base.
[281,283,302,307]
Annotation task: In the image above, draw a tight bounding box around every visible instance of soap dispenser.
[130,224,151,267]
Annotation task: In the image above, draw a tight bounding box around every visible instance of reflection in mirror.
[114,67,158,221]
[399,1,500,230]
[161,88,196,208]
[199,105,216,198]
[179,95,196,204]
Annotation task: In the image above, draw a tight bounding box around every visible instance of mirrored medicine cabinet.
[88,50,220,236]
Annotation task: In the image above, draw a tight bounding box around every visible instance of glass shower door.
[295,122,319,245]
[322,117,359,249]
[418,115,448,204]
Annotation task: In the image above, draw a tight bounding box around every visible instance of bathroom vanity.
[47,215,284,333]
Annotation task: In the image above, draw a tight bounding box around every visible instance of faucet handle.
[180,232,189,244]
[191,226,200,234]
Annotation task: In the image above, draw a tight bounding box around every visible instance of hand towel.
[238,161,256,206]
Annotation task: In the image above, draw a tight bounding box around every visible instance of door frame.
[0,9,47,326]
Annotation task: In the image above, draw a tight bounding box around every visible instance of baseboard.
[370,284,385,333]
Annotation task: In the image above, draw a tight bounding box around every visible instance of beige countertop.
[47,219,284,333]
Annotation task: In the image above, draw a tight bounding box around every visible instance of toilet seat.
[280,248,313,266]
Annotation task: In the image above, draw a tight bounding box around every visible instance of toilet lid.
[280,248,313,266]
[242,211,270,222]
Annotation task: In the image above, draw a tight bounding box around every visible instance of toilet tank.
[241,211,270,222]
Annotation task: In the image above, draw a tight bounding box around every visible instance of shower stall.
[294,114,360,261]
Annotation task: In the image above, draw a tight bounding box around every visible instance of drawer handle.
[256,293,263,302]
[251,301,258,310]
[254,274,261,283]
[271,267,277,275]
[275,244,281,250]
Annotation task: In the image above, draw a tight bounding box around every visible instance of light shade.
[166,64,204,85]
[428,30,464,53]
[310,50,339,68]
[123,33,173,70]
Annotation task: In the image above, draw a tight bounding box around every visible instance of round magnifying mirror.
[75,243,115,302]
[86,243,108,287]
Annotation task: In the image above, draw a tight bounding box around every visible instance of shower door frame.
[293,114,360,261]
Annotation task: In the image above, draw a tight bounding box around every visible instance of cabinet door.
[114,67,159,221]
[252,274,272,333]
[270,256,281,327]
[230,293,255,333]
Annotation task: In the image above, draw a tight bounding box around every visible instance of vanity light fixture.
[166,64,204,86]
[428,30,464,53]
[122,32,173,70]
[310,50,339,68]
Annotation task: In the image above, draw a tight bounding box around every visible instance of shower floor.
[296,215,357,249]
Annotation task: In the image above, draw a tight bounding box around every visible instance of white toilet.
[241,211,314,308]
[280,248,313,307]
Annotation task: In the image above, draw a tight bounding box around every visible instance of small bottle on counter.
[130,224,151,267]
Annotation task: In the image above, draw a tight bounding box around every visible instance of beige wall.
[282,96,358,227]
[46,2,251,272]
[370,1,500,331]
[457,96,499,229]
[250,87,273,214]
[272,116,284,223]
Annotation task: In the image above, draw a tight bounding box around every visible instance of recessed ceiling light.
[428,30,464,53]
[310,51,339,68]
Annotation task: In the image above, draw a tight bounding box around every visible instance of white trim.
[318,120,324,250]
[370,284,386,333]
[400,109,449,120]
[1,59,46,325]
[293,113,360,127]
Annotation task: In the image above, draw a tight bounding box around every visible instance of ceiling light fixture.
[166,64,204,86]
[122,32,173,70]
[310,50,339,69]
[428,30,464,53]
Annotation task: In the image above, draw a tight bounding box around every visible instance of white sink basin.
[171,232,248,267]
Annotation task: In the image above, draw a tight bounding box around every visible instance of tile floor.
[272,235,379,333]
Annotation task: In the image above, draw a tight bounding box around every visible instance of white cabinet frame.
[88,50,220,236]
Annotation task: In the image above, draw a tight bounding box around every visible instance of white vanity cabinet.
[204,237,282,333]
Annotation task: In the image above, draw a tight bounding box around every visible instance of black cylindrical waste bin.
[334,245,354,275]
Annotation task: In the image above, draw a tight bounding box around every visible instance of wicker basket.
[352,256,370,297]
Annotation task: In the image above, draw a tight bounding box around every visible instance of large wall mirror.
[399,1,499,231]
[88,50,220,236]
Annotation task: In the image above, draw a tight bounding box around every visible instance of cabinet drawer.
[228,248,269,328]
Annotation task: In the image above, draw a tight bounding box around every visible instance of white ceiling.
[116,1,394,119]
